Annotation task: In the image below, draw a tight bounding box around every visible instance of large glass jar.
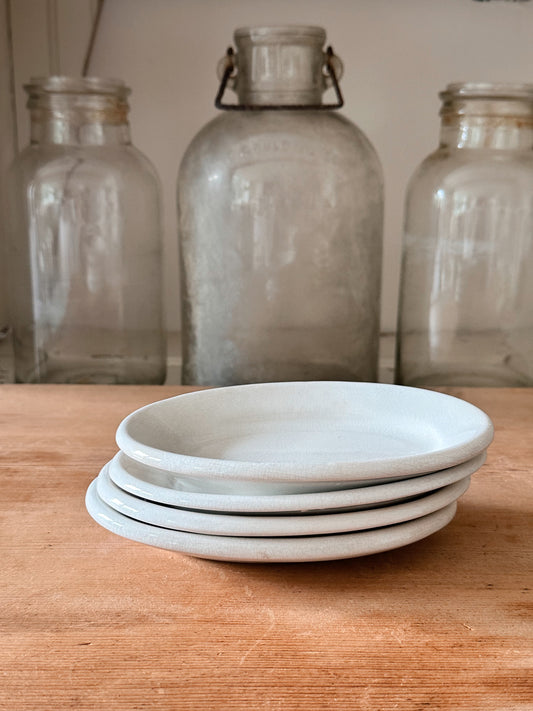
[396,82,533,387]
[177,26,383,386]
[7,76,166,384]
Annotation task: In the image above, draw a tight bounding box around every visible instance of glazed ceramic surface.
[96,465,469,536]
[85,479,458,563]
[107,451,485,513]
[115,382,493,494]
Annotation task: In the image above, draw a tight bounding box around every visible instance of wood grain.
[0,385,532,711]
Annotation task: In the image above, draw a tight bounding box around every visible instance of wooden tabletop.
[1,385,532,710]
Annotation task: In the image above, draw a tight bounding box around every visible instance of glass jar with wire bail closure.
[7,76,166,383]
[396,82,533,387]
[177,26,384,387]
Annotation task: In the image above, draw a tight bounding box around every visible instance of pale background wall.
[6,0,533,372]
[0,0,17,381]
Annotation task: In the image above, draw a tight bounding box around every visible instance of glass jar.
[7,76,166,384]
[177,26,383,386]
[396,82,533,387]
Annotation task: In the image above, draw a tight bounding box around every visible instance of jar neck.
[232,26,329,106]
[25,76,131,146]
[30,113,131,146]
[438,83,533,150]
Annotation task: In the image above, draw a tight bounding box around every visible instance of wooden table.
[1,385,532,710]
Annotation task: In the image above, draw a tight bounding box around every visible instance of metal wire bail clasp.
[215,46,345,111]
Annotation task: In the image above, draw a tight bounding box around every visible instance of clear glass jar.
[177,26,383,386]
[396,82,533,387]
[7,76,166,383]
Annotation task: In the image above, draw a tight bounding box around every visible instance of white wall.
[9,0,533,340]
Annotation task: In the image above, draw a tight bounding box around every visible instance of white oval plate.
[108,451,485,514]
[115,382,493,491]
[85,479,458,563]
[97,466,469,537]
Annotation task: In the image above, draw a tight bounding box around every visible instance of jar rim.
[24,76,130,98]
[234,25,326,45]
[440,82,533,101]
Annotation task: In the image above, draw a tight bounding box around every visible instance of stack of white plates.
[86,382,493,563]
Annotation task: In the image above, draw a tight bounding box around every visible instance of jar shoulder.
[407,147,533,195]
[12,144,160,191]
[179,111,382,178]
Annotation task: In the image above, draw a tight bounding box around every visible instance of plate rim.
[107,450,486,513]
[85,478,458,563]
[96,466,470,537]
[115,382,494,482]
